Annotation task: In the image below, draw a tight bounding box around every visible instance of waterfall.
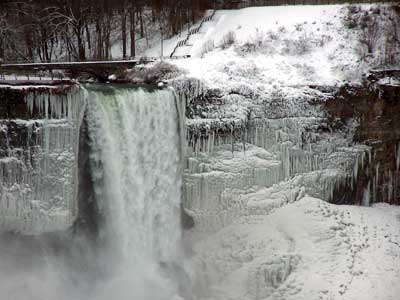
[84,85,185,300]
[0,85,187,300]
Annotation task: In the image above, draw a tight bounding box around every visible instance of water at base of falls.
[0,86,187,300]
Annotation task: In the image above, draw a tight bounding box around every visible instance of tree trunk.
[86,24,92,57]
[105,15,111,59]
[75,20,86,61]
[130,6,136,58]
[139,9,144,38]
[96,20,102,59]
[121,10,127,59]
[77,31,85,61]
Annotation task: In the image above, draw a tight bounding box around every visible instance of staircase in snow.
[170,10,216,58]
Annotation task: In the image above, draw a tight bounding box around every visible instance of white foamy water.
[85,86,185,300]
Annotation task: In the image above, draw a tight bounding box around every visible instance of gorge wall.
[326,75,400,205]
[0,74,399,236]
[0,86,84,233]
[181,74,400,232]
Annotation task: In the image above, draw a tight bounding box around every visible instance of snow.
[186,196,400,300]
[158,4,398,100]
[166,6,355,87]
[378,77,400,87]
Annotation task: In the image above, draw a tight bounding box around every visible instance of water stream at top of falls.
[84,85,185,300]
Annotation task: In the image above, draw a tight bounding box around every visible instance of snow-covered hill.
[168,4,398,88]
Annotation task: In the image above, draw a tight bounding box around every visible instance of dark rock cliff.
[326,76,400,205]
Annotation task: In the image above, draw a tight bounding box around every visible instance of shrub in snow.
[282,34,311,56]
[236,29,278,55]
[343,4,400,67]
[267,30,279,41]
[343,6,361,29]
[297,35,311,55]
[170,77,208,114]
[123,62,181,84]
[358,15,379,56]
[222,60,260,80]
[238,42,257,54]
[145,62,181,83]
[200,39,215,58]
[294,23,304,32]
[348,5,361,15]
[252,28,267,46]
[294,63,317,82]
[317,34,333,47]
[229,83,256,98]
[220,31,236,49]
[278,26,287,34]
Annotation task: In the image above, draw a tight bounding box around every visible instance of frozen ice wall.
[182,90,369,232]
[0,90,85,234]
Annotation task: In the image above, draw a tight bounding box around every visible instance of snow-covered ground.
[159,4,399,92]
[186,196,400,300]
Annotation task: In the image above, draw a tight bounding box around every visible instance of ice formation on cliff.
[0,90,85,233]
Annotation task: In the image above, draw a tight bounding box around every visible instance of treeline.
[218,0,396,9]
[0,0,210,62]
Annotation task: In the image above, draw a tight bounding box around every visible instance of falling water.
[84,85,185,300]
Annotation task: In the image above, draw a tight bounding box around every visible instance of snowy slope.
[163,4,397,91]
[187,196,400,300]
[174,5,356,87]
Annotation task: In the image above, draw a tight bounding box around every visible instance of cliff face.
[0,74,398,236]
[326,77,400,205]
[0,87,84,234]
[182,75,400,226]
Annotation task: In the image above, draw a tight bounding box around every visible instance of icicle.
[361,151,365,170]
[388,170,393,203]
[354,155,359,180]
[362,181,371,207]
[368,148,372,166]
[375,163,380,203]
[1,89,85,233]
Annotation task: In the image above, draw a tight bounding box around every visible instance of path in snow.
[187,197,400,300]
